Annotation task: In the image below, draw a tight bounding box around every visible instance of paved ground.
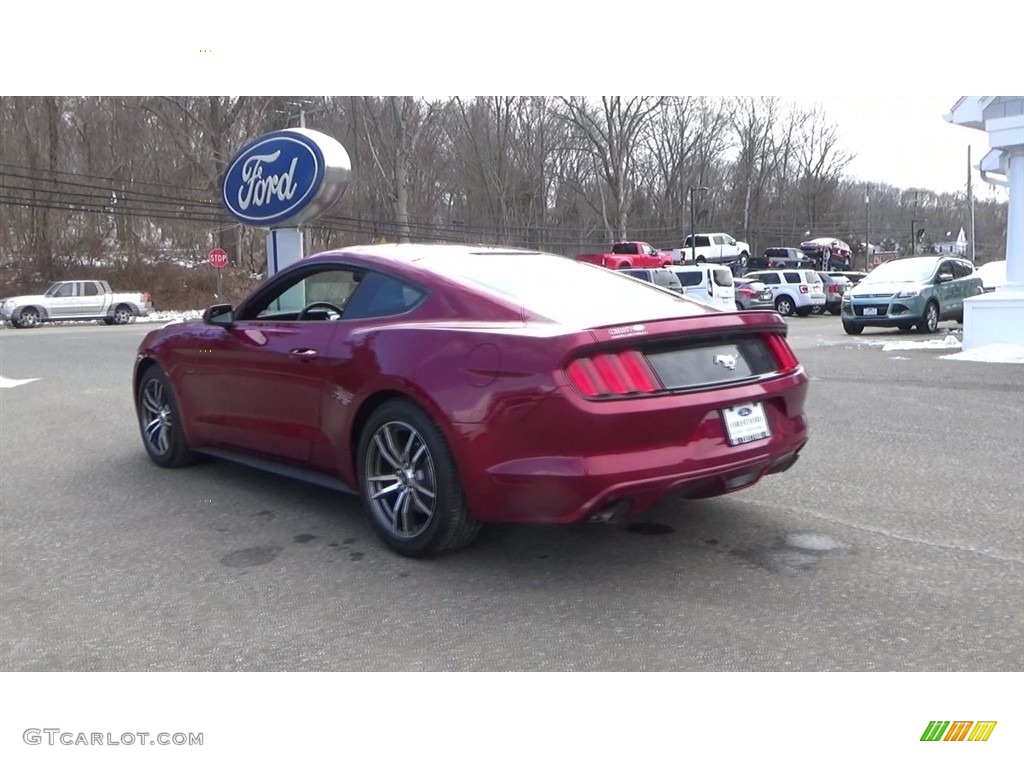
[1,315,1021,670]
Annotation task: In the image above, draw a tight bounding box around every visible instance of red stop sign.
[208,248,229,269]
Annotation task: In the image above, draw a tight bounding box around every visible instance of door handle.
[289,348,319,359]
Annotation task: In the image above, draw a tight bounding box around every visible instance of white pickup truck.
[1,280,153,328]
[671,232,751,266]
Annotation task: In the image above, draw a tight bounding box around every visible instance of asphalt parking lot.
[1,314,1021,671]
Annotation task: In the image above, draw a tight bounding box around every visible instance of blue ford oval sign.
[222,128,350,228]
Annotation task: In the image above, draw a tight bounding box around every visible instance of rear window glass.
[712,269,733,287]
[421,252,690,326]
[676,271,703,287]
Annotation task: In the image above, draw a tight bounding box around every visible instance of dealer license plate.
[863,307,878,316]
[721,402,772,446]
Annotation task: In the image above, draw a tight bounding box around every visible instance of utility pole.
[688,185,708,263]
[968,145,977,262]
[865,186,871,270]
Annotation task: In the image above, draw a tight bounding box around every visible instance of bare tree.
[730,96,781,249]
[555,96,665,241]
[356,96,439,243]
[795,106,854,231]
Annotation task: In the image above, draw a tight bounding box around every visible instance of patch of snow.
[889,356,910,360]
[881,335,962,352]
[941,343,1024,364]
[138,310,205,324]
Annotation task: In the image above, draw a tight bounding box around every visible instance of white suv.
[668,265,736,310]
[743,269,826,316]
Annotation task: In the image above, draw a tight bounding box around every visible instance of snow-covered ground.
[941,343,1024,364]
[867,333,1024,364]
[140,309,205,323]
[880,335,962,352]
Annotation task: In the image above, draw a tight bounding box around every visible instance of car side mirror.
[203,304,234,326]
[938,273,953,283]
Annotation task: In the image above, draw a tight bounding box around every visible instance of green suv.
[841,256,983,335]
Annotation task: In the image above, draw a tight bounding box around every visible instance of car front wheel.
[15,308,41,328]
[137,366,197,467]
[358,400,480,557]
[843,321,864,335]
[917,301,939,334]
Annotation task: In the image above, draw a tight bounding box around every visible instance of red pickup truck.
[576,241,674,270]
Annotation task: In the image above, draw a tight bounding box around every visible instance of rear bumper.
[454,371,810,524]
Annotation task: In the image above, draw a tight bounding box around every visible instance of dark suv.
[746,247,818,272]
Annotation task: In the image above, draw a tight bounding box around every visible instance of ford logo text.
[222,129,351,229]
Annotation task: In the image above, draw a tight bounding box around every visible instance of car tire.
[735,300,744,311]
[842,321,864,335]
[136,366,198,468]
[829,307,842,316]
[796,308,812,317]
[102,318,115,325]
[775,296,795,316]
[917,301,939,334]
[696,256,706,265]
[357,399,480,557]
[15,307,41,329]
[112,305,134,325]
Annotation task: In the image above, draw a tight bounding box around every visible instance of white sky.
[789,97,999,197]
[2,4,1017,200]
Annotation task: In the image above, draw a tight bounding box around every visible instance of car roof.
[294,244,715,327]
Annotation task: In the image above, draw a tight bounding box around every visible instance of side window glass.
[679,272,702,287]
[54,284,75,298]
[784,272,801,284]
[83,282,99,296]
[343,272,425,320]
[245,267,361,321]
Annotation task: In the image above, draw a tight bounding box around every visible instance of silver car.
[733,277,774,310]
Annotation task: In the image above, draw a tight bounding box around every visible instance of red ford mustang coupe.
[134,244,809,556]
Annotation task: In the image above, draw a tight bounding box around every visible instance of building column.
[1005,148,1024,291]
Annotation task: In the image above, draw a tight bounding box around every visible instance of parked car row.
[742,269,826,316]
[620,264,736,310]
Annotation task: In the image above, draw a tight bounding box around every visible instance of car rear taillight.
[765,334,800,372]
[566,351,659,397]
[739,287,756,297]
[142,292,152,303]
[828,284,839,294]
[799,285,809,294]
